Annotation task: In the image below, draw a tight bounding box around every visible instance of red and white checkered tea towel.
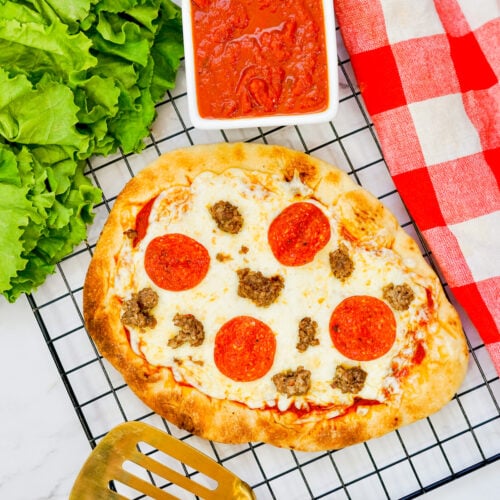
[335,0,500,374]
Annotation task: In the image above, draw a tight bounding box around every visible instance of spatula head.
[70,421,255,499]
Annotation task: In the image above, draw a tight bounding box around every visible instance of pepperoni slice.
[268,202,331,266]
[134,197,157,245]
[329,296,396,361]
[214,316,276,382]
[144,234,210,291]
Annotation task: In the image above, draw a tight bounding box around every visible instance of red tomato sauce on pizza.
[278,398,382,419]
[190,0,329,118]
[133,196,156,246]
[412,342,426,364]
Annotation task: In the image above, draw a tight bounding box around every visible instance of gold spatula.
[70,421,255,499]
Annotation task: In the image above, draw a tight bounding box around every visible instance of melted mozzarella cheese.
[113,169,436,414]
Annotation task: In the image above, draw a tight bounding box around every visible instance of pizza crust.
[84,142,468,451]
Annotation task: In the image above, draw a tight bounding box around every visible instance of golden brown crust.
[83,142,468,451]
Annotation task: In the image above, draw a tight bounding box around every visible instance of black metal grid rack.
[27,26,499,499]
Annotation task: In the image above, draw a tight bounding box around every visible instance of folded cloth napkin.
[335,0,500,374]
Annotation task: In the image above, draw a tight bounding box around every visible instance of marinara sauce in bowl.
[182,0,338,129]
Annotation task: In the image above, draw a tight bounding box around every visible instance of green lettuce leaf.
[0,0,183,302]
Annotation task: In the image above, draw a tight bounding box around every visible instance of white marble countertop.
[0,295,90,500]
[1,294,498,499]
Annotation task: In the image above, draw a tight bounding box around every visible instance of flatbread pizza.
[83,142,468,451]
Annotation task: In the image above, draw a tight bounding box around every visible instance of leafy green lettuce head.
[0,0,184,301]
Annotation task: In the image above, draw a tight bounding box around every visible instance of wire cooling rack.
[27,24,499,500]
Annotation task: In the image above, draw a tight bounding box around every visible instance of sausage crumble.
[272,366,311,397]
[237,268,284,307]
[121,287,159,330]
[168,313,205,348]
[331,365,367,394]
[296,317,319,352]
[216,252,232,262]
[329,243,354,280]
[124,228,138,240]
[383,283,415,311]
[209,200,243,234]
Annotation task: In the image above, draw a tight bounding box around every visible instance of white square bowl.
[182,0,338,130]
